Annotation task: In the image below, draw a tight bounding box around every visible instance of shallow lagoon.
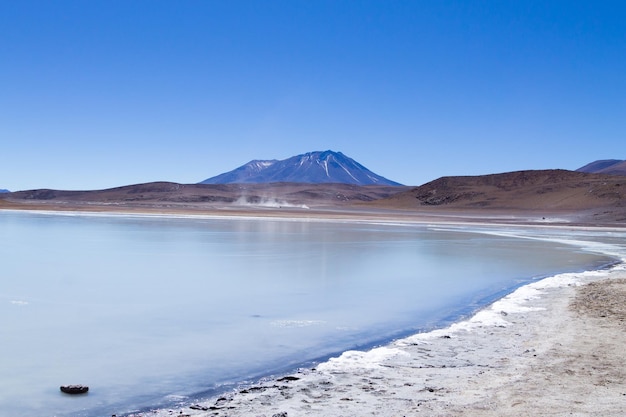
[0,211,615,416]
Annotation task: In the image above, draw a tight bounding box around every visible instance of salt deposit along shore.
[133,261,626,417]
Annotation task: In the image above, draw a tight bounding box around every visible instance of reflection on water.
[0,212,617,416]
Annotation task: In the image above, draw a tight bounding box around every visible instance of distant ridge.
[0,182,405,209]
[374,169,626,216]
[200,150,403,186]
[2,169,625,223]
[576,159,626,176]
[0,189,8,193]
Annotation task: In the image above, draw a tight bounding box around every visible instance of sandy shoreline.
[138,257,626,417]
[1,205,622,232]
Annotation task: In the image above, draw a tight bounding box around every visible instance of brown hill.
[2,171,625,224]
[372,170,626,221]
[0,182,407,210]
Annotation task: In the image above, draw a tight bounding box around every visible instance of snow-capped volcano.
[200,151,402,186]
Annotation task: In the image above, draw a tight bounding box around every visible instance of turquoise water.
[0,211,617,417]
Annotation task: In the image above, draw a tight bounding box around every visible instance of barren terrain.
[2,170,625,225]
[372,169,626,224]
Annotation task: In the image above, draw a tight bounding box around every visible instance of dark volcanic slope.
[373,169,626,217]
[576,159,626,175]
[577,159,622,173]
[577,160,626,176]
[0,182,407,209]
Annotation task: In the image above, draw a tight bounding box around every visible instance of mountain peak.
[200,150,402,186]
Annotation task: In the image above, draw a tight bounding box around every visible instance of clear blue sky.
[1,1,624,191]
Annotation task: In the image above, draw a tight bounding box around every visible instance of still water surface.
[0,211,615,416]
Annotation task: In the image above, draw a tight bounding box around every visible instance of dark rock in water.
[60,384,89,394]
[276,376,300,382]
[239,386,266,394]
[272,413,288,417]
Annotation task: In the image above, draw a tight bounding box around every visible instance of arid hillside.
[2,170,625,224]
[371,169,626,221]
[0,182,407,210]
